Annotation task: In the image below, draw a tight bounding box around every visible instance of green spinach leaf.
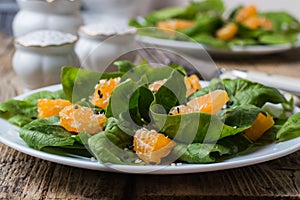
[276,112,300,141]
[88,118,143,165]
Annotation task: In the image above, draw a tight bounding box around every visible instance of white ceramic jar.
[75,23,137,72]
[13,30,80,90]
[13,0,83,37]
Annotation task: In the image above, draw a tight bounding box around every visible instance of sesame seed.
[177,107,180,113]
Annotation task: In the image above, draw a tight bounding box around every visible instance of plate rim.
[0,84,300,174]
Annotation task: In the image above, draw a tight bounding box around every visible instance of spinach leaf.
[150,107,247,144]
[222,104,262,129]
[228,38,257,46]
[19,117,82,150]
[0,100,36,120]
[107,64,186,122]
[113,60,135,73]
[276,112,300,141]
[120,62,186,83]
[193,33,228,48]
[154,70,187,113]
[191,78,291,109]
[8,115,33,127]
[181,14,223,37]
[145,7,187,25]
[173,143,233,163]
[0,90,66,126]
[24,90,66,104]
[259,33,298,45]
[88,118,143,165]
[182,0,225,18]
[173,133,252,163]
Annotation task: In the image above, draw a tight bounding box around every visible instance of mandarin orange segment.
[185,74,202,97]
[258,17,273,30]
[216,23,238,41]
[149,79,167,93]
[157,19,195,34]
[59,104,106,134]
[38,99,71,119]
[187,90,229,114]
[133,128,176,164]
[91,77,121,109]
[242,16,260,30]
[244,112,275,141]
[169,105,195,115]
[235,5,258,22]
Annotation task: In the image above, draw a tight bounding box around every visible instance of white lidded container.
[13,30,80,90]
[13,0,83,37]
[76,23,137,72]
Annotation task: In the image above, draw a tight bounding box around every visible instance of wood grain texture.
[134,151,300,199]
[0,33,300,199]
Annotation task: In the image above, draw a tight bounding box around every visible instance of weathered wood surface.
[1,32,300,199]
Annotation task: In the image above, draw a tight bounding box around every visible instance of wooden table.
[1,32,300,200]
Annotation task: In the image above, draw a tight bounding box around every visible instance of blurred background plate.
[136,34,300,58]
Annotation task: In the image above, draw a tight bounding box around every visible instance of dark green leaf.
[192,33,228,48]
[88,118,143,165]
[19,117,84,150]
[276,112,300,141]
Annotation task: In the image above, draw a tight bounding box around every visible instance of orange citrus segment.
[216,23,238,41]
[242,15,260,30]
[91,77,121,109]
[157,19,195,34]
[244,112,275,141]
[187,90,230,114]
[235,5,258,22]
[185,74,202,97]
[149,79,167,93]
[38,99,71,119]
[170,105,195,115]
[133,128,176,164]
[59,104,106,134]
[258,17,273,30]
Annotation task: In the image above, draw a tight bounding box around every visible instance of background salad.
[129,0,300,48]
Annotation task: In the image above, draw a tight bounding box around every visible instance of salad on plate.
[129,0,300,48]
[0,61,300,166]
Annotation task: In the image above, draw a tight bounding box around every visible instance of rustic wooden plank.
[134,151,300,199]
[0,145,131,200]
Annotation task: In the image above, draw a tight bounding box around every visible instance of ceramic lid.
[15,30,78,47]
[79,23,137,39]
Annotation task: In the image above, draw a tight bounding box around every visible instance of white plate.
[136,35,300,57]
[0,84,300,174]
